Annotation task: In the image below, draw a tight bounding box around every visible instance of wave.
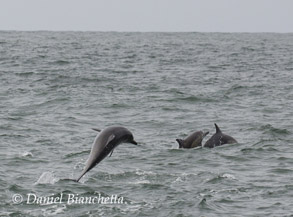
[63,150,90,159]
[50,60,70,65]
[166,95,217,103]
[205,173,237,184]
[260,124,291,135]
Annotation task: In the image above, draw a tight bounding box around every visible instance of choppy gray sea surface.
[0,31,293,216]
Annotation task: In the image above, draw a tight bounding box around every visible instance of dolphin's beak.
[130,140,138,145]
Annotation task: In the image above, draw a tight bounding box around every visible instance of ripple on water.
[1,32,293,216]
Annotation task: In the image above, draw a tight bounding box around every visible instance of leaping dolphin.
[76,126,137,182]
[204,123,237,148]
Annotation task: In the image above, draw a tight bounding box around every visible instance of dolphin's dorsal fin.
[109,149,114,157]
[92,128,102,132]
[215,123,221,133]
[176,139,184,148]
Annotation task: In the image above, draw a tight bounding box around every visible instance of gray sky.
[0,0,292,32]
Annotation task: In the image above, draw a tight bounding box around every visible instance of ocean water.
[0,31,293,216]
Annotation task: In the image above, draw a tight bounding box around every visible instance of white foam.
[174,177,184,183]
[36,171,59,184]
[135,169,156,176]
[21,151,33,157]
[222,173,236,180]
[132,179,151,184]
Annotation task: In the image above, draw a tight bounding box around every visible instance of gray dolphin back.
[204,123,237,148]
[176,131,209,149]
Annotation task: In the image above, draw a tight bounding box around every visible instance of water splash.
[36,172,59,184]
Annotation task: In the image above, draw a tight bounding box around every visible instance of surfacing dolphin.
[176,131,209,148]
[76,126,137,182]
[204,123,237,148]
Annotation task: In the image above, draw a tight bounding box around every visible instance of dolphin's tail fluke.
[76,169,88,182]
[62,178,78,182]
[76,175,83,182]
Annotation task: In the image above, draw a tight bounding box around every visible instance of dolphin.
[204,123,237,148]
[176,131,209,148]
[76,126,137,182]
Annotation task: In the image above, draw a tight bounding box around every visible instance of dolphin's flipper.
[106,134,115,146]
[102,134,115,157]
[92,128,102,132]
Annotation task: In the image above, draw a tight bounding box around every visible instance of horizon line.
[0,29,292,34]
